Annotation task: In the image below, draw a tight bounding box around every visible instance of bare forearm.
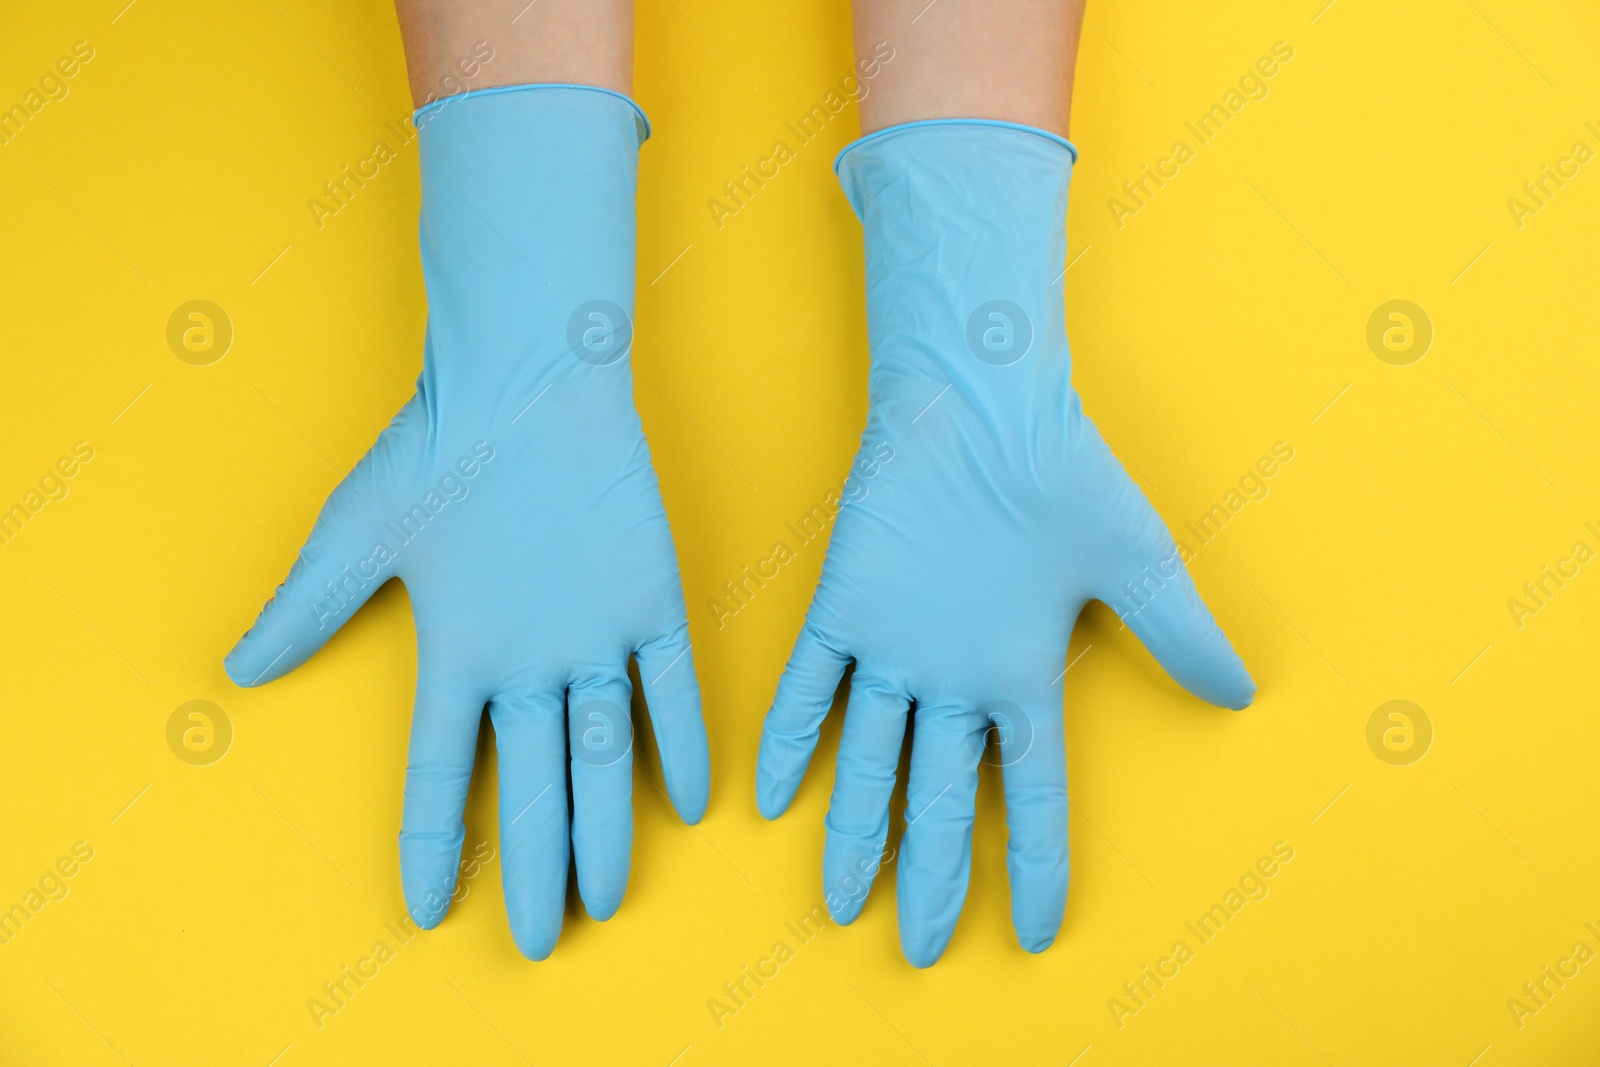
[852,0,1082,137]
[395,0,633,108]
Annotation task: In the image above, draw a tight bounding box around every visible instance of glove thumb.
[1109,553,1255,710]
[225,438,402,688]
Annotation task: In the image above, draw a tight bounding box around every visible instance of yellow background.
[2,1,1597,1063]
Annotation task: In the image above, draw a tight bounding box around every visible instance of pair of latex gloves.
[225,85,1252,967]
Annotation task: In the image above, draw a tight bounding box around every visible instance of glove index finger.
[756,622,851,820]
[400,666,486,930]
[992,695,1069,955]
[635,622,710,825]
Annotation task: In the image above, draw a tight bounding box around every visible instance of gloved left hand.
[223,85,709,959]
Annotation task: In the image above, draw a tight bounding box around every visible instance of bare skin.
[853,0,1083,138]
[394,0,633,107]
[395,2,1079,135]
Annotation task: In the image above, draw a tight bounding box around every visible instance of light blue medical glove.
[224,85,710,960]
[756,121,1254,968]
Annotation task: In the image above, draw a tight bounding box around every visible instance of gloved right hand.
[757,120,1254,967]
[224,85,710,960]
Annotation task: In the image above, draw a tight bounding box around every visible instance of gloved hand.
[756,120,1254,967]
[224,85,709,960]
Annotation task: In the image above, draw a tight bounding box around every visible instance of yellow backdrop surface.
[3,1,1598,1064]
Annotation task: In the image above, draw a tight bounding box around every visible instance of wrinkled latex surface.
[757,121,1254,967]
[225,85,709,960]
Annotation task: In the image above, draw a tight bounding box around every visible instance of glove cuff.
[413,82,650,142]
[833,117,1075,174]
